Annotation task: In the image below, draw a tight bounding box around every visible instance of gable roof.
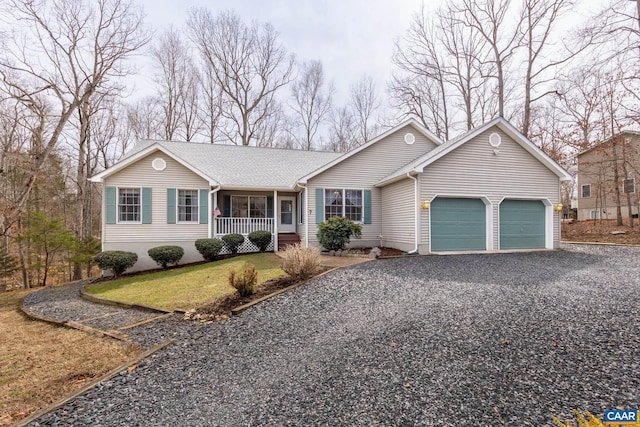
[576,131,640,158]
[297,118,443,184]
[90,141,341,190]
[376,117,573,187]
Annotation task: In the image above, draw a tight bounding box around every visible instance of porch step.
[278,233,300,251]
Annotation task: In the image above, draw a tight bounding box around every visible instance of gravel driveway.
[30,245,640,426]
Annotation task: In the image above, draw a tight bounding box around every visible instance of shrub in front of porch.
[222,233,245,255]
[317,217,362,251]
[248,230,272,252]
[195,238,224,261]
[148,245,184,269]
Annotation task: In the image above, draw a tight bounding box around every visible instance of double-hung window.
[118,188,140,222]
[623,178,635,194]
[581,184,591,198]
[324,188,363,222]
[178,189,199,223]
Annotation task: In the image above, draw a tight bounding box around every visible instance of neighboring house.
[91,117,572,271]
[576,131,640,221]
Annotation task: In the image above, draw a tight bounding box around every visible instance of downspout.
[404,172,419,254]
[298,183,309,247]
[209,185,220,238]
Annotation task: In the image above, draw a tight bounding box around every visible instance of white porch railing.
[215,217,274,236]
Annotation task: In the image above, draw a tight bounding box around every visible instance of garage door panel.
[500,200,545,249]
[431,198,486,251]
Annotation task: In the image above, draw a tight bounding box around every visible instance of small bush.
[222,233,245,255]
[248,230,272,252]
[195,238,224,261]
[148,245,184,269]
[317,216,362,251]
[280,243,321,281]
[94,251,138,277]
[228,264,257,297]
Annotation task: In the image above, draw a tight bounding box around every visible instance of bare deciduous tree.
[350,74,380,144]
[188,9,295,146]
[290,60,334,150]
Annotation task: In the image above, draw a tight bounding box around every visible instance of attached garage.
[499,199,546,249]
[430,197,487,251]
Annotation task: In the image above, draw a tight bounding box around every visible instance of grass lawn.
[85,252,285,311]
[0,289,138,426]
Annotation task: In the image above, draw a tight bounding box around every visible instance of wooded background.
[1,0,639,289]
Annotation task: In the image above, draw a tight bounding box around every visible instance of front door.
[278,196,296,233]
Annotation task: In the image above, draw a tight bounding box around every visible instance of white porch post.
[213,191,218,238]
[273,190,278,251]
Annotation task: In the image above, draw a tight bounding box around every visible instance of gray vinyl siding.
[381,178,416,251]
[103,152,209,245]
[307,124,438,248]
[418,126,561,252]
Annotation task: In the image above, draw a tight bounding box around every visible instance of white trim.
[90,144,219,185]
[298,119,442,184]
[115,186,143,225]
[176,188,200,224]
[274,190,279,251]
[277,195,296,233]
[496,197,553,250]
[209,186,220,238]
[428,194,493,253]
[323,188,365,223]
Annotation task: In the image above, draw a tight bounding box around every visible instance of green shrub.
[228,264,257,297]
[317,217,362,251]
[195,238,224,261]
[147,245,184,269]
[280,243,321,280]
[94,251,138,277]
[221,233,245,255]
[248,230,272,252]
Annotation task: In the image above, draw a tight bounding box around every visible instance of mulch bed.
[184,275,308,322]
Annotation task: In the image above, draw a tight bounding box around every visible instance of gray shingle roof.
[129,140,342,189]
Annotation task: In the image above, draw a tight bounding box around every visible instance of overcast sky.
[137,0,605,110]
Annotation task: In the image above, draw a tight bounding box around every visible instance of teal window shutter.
[266,196,274,218]
[315,188,324,224]
[167,188,176,224]
[223,195,231,217]
[142,188,152,224]
[105,187,116,224]
[363,189,372,224]
[199,189,209,224]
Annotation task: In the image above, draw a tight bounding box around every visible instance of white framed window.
[324,188,363,222]
[581,184,591,198]
[231,196,267,218]
[590,210,600,220]
[623,178,635,194]
[178,189,199,223]
[118,188,141,223]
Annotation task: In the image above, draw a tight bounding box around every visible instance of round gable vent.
[152,157,167,171]
[404,132,416,145]
[489,132,502,148]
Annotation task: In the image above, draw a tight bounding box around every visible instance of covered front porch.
[209,190,302,252]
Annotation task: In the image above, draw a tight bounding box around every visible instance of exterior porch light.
[421,200,430,210]
[554,203,563,212]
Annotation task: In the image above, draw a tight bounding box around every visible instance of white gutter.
[406,172,419,254]
[209,185,221,238]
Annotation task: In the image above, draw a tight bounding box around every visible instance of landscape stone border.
[12,340,175,427]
